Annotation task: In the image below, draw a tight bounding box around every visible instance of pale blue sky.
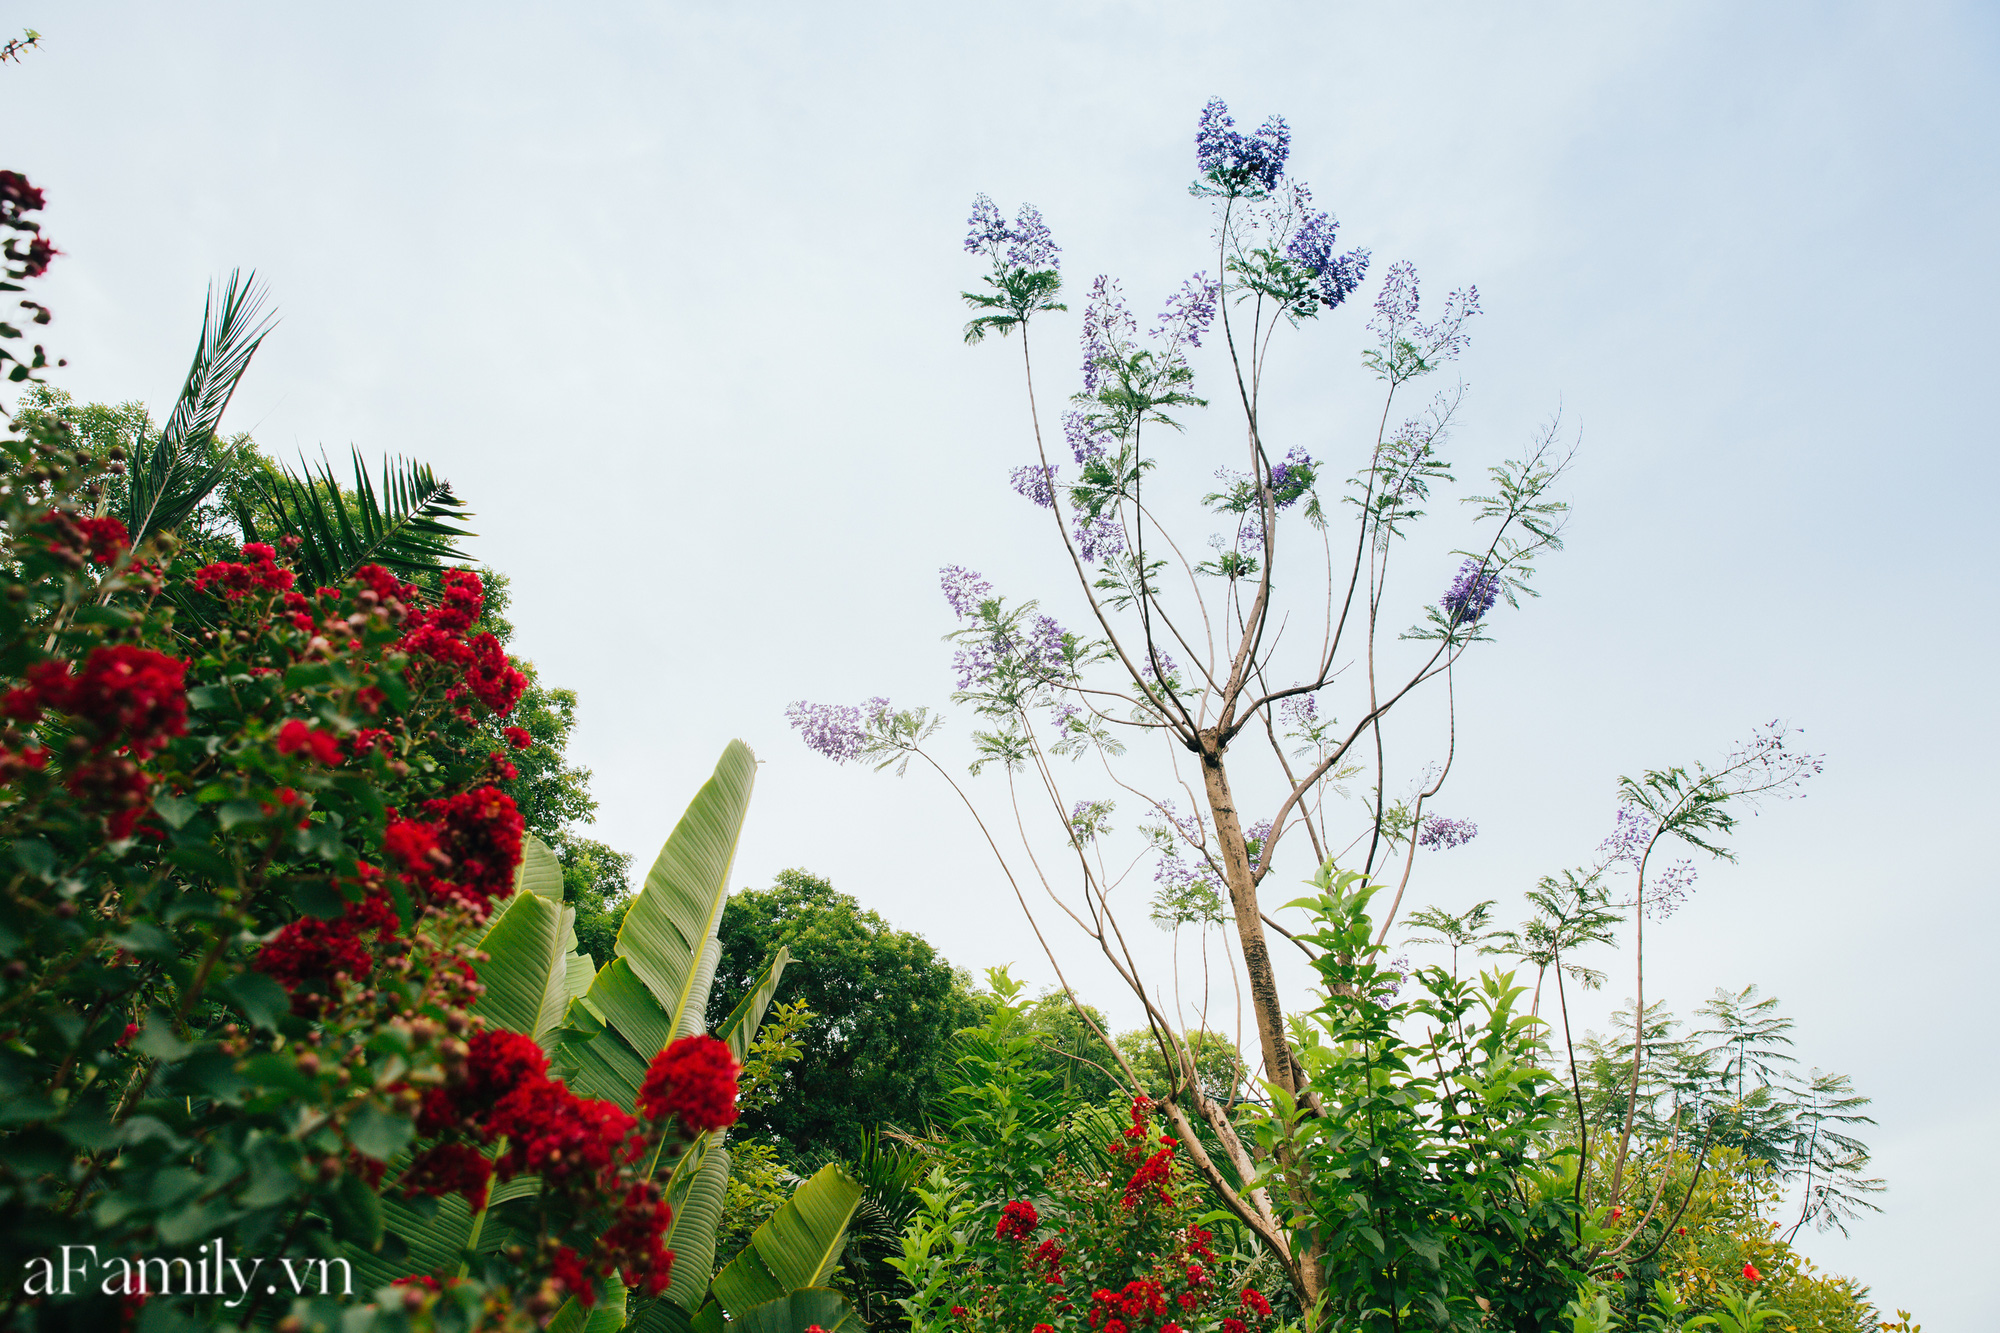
[7,1,1995,1321]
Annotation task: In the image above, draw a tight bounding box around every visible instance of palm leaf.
[252,448,473,586]
[710,1165,865,1316]
[126,270,275,544]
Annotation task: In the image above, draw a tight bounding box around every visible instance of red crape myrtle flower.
[277,719,343,765]
[191,542,293,598]
[504,726,533,749]
[1240,1289,1272,1319]
[488,1080,637,1187]
[1222,1320,1248,1333]
[551,1247,594,1307]
[597,1180,677,1296]
[421,1028,550,1137]
[997,1199,1040,1241]
[255,894,400,1016]
[637,1034,740,1134]
[1743,1263,1763,1284]
[400,1142,493,1210]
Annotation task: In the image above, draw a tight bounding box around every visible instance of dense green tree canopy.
[705,868,982,1161]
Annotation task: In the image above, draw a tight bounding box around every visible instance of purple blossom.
[1379,954,1413,999]
[1439,558,1500,627]
[1194,98,1291,195]
[1074,513,1125,563]
[1140,649,1181,690]
[1152,272,1218,350]
[1267,445,1314,499]
[1284,204,1369,310]
[940,565,993,620]
[1369,260,1481,364]
[964,193,1060,272]
[1417,814,1479,850]
[1080,276,1135,395]
[1243,819,1273,873]
[1052,700,1086,738]
[1599,805,1656,868]
[1278,692,1318,730]
[952,612,1069,690]
[1063,408,1112,465]
[1649,859,1698,919]
[1069,798,1113,844]
[1009,462,1058,508]
[786,699,886,764]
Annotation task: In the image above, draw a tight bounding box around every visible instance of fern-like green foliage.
[124,270,275,545]
[245,448,474,586]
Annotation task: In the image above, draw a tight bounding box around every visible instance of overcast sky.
[7,1,1995,1321]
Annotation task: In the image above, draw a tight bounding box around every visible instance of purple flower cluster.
[1152,272,1219,349]
[1416,814,1479,850]
[1063,408,1112,465]
[1194,97,1291,194]
[940,565,993,620]
[1140,649,1181,689]
[1267,445,1314,497]
[1370,260,1481,363]
[1599,805,1655,867]
[1649,859,1698,919]
[1439,558,1501,626]
[953,613,1069,690]
[1243,819,1272,873]
[1009,462,1058,509]
[786,698,889,764]
[1080,275,1135,395]
[964,194,1060,272]
[1069,798,1113,844]
[1278,692,1318,730]
[1283,200,1369,311]
[1074,513,1125,563]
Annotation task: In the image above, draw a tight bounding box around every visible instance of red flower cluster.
[37,510,129,567]
[254,894,400,1016]
[1091,1279,1169,1330]
[383,786,525,920]
[276,719,343,765]
[997,1199,1040,1241]
[398,1142,492,1210]
[400,1024,723,1301]
[1743,1263,1763,1284]
[1239,1289,1272,1319]
[503,726,533,750]
[636,1034,741,1134]
[2,644,189,835]
[191,542,294,599]
[393,568,527,718]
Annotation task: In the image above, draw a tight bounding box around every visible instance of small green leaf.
[152,791,199,829]
[329,1171,385,1248]
[11,838,54,879]
[135,1013,193,1061]
[347,1106,414,1162]
[220,972,293,1031]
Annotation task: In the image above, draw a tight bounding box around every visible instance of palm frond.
[254,449,474,586]
[126,271,275,544]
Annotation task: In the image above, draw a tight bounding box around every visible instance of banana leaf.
[711,1164,866,1316]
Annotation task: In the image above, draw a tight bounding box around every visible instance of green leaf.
[347,1106,414,1162]
[733,1290,859,1333]
[256,448,475,586]
[716,946,791,1065]
[556,740,758,1107]
[472,889,565,1039]
[711,1165,865,1317]
[219,972,293,1031]
[662,1138,731,1313]
[616,740,757,1025]
[329,1172,385,1248]
[547,1278,629,1333]
[517,834,564,901]
[152,791,199,830]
